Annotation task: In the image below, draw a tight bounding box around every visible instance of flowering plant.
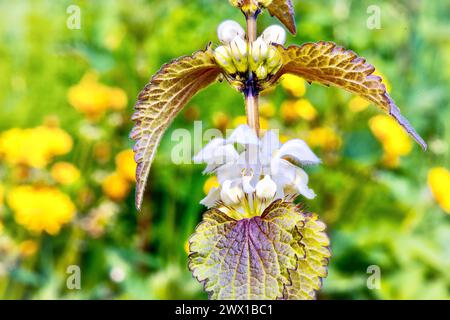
[131,0,426,299]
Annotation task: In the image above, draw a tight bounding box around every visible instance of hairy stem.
[245,11,260,136]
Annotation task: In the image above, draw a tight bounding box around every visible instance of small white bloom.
[220,180,244,205]
[261,25,286,45]
[250,37,269,63]
[256,175,277,199]
[214,46,237,74]
[276,139,321,166]
[217,20,245,44]
[229,35,248,62]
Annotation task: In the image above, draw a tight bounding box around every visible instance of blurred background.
[0,0,449,299]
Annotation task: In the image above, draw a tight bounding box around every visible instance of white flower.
[256,175,277,199]
[261,25,286,46]
[217,20,245,45]
[250,37,269,63]
[220,180,244,205]
[229,36,248,62]
[213,46,237,74]
[195,125,321,208]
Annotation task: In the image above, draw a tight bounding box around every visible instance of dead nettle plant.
[130,0,426,300]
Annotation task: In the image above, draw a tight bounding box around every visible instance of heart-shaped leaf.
[267,0,296,34]
[131,48,221,210]
[188,200,330,300]
[273,42,427,150]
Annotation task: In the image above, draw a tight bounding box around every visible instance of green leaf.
[273,42,427,150]
[130,47,221,210]
[188,200,330,300]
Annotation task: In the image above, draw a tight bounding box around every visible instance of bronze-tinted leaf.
[267,0,296,34]
[274,42,427,150]
[130,48,221,210]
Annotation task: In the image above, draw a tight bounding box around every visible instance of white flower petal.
[200,187,221,208]
[193,138,226,163]
[293,168,316,199]
[220,180,244,205]
[277,139,321,165]
[217,20,245,44]
[227,124,259,145]
[256,175,277,199]
[194,140,239,166]
[270,158,296,185]
[260,130,281,163]
[261,25,286,45]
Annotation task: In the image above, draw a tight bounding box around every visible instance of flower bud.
[261,25,286,46]
[250,37,269,64]
[229,36,249,73]
[242,170,255,194]
[255,175,277,199]
[221,180,244,205]
[217,20,245,45]
[214,46,237,74]
[255,65,268,80]
[266,47,282,74]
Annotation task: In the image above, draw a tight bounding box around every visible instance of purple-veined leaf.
[188,200,330,300]
[130,48,221,210]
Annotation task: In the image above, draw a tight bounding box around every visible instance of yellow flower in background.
[348,96,371,113]
[109,88,128,111]
[280,100,299,123]
[281,74,306,97]
[0,183,4,207]
[0,220,3,234]
[307,127,342,151]
[102,172,130,201]
[259,101,276,118]
[295,99,318,121]
[115,149,136,182]
[0,126,73,168]
[212,112,230,132]
[428,167,450,214]
[203,176,219,195]
[7,186,76,235]
[19,240,38,257]
[280,99,317,123]
[373,70,391,93]
[51,162,80,185]
[369,115,412,167]
[232,115,247,128]
[68,71,128,120]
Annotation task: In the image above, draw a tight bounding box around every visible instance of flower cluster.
[214,20,285,80]
[194,125,320,218]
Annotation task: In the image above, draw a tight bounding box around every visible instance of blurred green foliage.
[0,0,449,299]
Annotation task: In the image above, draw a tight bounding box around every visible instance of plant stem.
[245,11,260,136]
